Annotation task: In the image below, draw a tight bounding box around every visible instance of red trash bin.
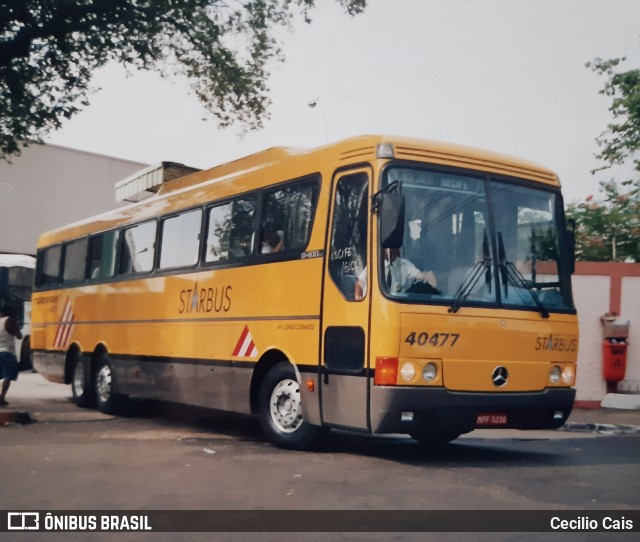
[602,339,628,383]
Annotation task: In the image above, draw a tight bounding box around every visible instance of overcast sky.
[47,0,640,203]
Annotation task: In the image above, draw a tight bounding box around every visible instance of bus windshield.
[382,166,573,312]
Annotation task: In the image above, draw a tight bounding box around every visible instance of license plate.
[476,413,508,427]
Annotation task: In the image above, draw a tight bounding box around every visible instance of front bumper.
[370,386,576,435]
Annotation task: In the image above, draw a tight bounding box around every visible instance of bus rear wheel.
[95,355,127,415]
[71,352,94,408]
[258,362,319,450]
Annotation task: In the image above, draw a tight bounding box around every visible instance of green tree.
[566,179,640,262]
[587,57,640,174]
[0,0,366,160]
[567,56,640,261]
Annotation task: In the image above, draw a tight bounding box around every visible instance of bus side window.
[328,172,368,300]
[89,230,119,280]
[120,221,156,274]
[7,266,34,301]
[260,179,319,254]
[229,197,256,259]
[205,196,256,263]
[205,202,232,262]
[37,245,62,287]
[62,238,88,283]
[159,209,202,270]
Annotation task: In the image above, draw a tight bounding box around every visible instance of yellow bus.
[31,135,578,449]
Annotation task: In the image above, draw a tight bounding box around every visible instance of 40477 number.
[404,331,460,347]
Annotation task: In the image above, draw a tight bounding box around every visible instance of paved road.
[2,374,640,542]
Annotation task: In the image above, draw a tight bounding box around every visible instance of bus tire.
[258,362,319,450]
[18,336,32,371]
[94,354,127,415]
[71,352,94,408]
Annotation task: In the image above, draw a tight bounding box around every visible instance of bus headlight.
[422,363,438,382]
[562,366,575,385]
[400,362,416,382]
[549,365,562,384]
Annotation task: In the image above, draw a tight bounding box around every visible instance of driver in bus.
[354,248,437,300]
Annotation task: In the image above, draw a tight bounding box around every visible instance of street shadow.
[134,399,264,443]
[316,430,565,467]
[129,399,594,468]
[315,429,640,469]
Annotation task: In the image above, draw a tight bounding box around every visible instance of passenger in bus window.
[229,242,248,259]
[0,306,23,406]
[261,230,284,254]
[354,248,437,300]
[90,263,101,279]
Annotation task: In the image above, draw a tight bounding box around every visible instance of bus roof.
[0,254,36,269]
[36,135,560,247]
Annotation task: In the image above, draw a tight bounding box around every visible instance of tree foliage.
[566,179,640,262]
[586,56,640,174]
[567,56,640,262]
[0,0,366,159]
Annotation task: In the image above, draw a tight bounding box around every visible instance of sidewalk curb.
[0,410,34,426]
[561,422,640,435]
[601,393,640,410]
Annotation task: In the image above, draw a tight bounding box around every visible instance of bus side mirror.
[566,219,576,274]
[379,192,405,249]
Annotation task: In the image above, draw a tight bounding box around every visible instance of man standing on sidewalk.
[0,306,22,406]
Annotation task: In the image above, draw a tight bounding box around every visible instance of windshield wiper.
[497,232,549,318]
[529,226,538,284]
[449,230,491,314]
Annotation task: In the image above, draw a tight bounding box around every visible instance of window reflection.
[491,182,568,308]
[261,180,318,254]
[88,230,119,280]
[120,221,156,274]
[63,238,88,282]
[328,173,368,300]
[387,167,494,302]
[205,197,256,263]
[159,209,202,269]
[382,167,573,311]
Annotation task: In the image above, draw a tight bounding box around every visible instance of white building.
[0,143,148,255]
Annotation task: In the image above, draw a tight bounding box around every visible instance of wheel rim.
[96,364,112,404]
[72,360,84,397]
[269,378,303,433]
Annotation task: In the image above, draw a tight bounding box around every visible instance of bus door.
[320,168,371,430]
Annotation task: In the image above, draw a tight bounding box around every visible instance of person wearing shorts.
[0,308,22,406]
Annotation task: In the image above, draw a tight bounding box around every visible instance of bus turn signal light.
[375,357,399,385]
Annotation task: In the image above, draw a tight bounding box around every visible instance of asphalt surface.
[2,373,640,542]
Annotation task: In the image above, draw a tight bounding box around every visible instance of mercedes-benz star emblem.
[492,366,509,387]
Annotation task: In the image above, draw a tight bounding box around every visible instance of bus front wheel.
[258,362,319,450]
